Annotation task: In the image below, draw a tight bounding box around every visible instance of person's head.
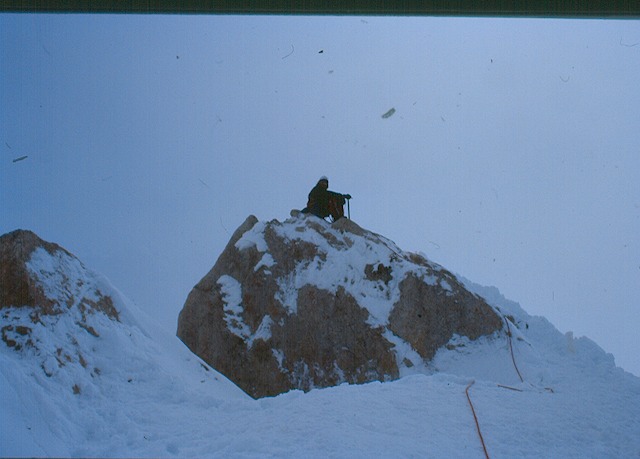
[318,176,329,188]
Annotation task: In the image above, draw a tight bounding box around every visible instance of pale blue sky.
[1,14,639,376]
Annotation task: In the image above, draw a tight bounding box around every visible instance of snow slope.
[1,229,639,458]
[0,245,246,458]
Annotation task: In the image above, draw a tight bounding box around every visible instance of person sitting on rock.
[302,176,351,222]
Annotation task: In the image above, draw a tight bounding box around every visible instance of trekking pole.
[347,197,351,219]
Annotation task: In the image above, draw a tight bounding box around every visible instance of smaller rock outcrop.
[0,229,119,320]
[0,227,246,426]
[178,215,503,398]
[1,229,120,375]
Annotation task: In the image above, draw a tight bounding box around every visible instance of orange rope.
[465,380,490,459]
[497,384,523,392]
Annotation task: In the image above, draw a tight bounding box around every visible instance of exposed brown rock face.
[0,229,119,320]
[389,273,503,361]
[177,215,502,398]
[1,229,63,313]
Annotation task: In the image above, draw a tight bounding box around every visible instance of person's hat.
[318,176,329,183]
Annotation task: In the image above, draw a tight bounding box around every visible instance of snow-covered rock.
[0,229,247,458]
[177,214,502,398]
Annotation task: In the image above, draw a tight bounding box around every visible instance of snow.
[250,315,274,348]
[2,228,640,458]
[235,221,269,252]
[218,274,251,340]
[253,253,275,272]
[269,214,439,327]
[26,247,103,307]
[218,275,274,349]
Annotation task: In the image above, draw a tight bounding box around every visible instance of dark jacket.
[307,183,331,218]
[306,185,347,219]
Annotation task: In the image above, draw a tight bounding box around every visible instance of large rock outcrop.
[177,214,503,398]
